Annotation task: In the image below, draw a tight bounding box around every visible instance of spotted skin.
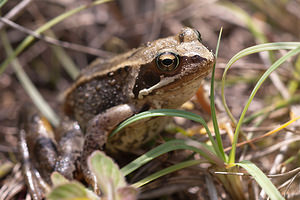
[19,27,214,200]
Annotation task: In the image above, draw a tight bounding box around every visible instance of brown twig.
[0,0,32,31]
[0,17,113,58]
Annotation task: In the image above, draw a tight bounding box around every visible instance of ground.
[0,0,300,199]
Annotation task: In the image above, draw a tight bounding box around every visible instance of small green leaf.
[88,151,127,196]
[47,182,88,200]
[236,160,284,200]
[51,172,69,186]
[117,186,138,200]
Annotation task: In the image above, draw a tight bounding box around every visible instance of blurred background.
[1,0,300,199]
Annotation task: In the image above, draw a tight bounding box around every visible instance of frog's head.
[132,27,215,108]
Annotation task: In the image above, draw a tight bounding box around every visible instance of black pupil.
[162,58,173,66]
[156,52,179,72]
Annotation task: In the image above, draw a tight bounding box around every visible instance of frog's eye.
[156,52,179,72]
[193,29,202,42]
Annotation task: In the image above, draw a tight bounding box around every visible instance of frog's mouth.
[137,56,214,99]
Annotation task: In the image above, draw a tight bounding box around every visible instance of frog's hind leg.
[19,129,51,200]
[18,110,58,200]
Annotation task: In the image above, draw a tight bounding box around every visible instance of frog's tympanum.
[19,27,214,199]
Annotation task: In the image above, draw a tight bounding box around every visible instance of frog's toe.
[19,129,51,200]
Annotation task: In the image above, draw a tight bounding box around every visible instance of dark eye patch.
[133,68,161,98]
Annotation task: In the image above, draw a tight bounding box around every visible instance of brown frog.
[18,27,214,199]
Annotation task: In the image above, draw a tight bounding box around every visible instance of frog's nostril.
[192,55,206,63]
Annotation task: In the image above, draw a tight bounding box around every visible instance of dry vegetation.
[0,0,300,199]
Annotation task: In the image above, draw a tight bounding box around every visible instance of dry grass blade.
[1,0,300,199]
[0,17,113,57]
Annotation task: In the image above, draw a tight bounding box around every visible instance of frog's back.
[63,57,137,128]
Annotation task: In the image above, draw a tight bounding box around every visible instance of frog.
[18,27,215,200]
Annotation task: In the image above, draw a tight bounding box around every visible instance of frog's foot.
[19,128,51,200]
[19,109,58,199]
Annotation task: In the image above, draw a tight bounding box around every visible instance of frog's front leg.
[54,118,84,180]
[80,104,135,188]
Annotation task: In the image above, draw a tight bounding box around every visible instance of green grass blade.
[220,2,267,44]
[221,42,300,125]
[228,46,300,164]
[51,45,79,79]
[0,30,60,126]
[236,160,284,200]
[121,139,224,176]
[210,28,226,161]
[132,159,202,188]
[243,95,300,124]
[0,0,111,75]
[112,109,224,159]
